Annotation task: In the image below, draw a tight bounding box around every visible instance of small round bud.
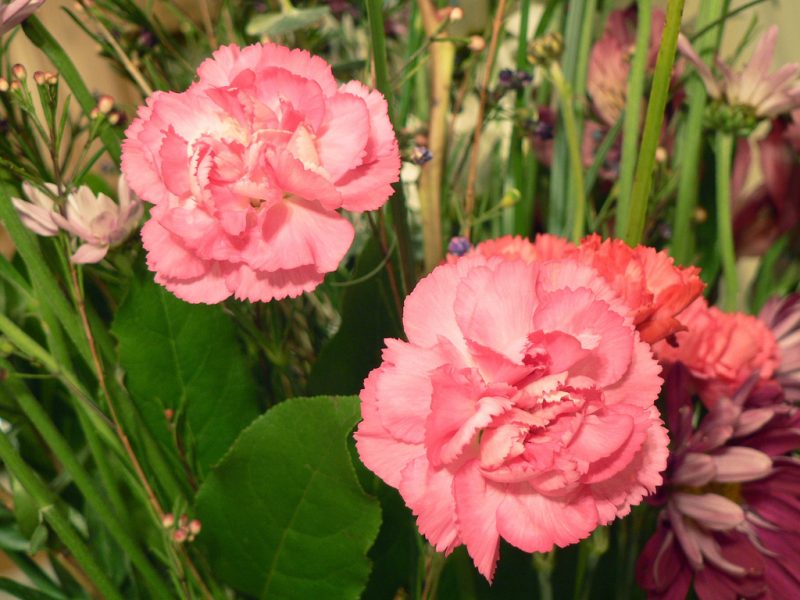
[90,107,100,120]
[45,72,59,86]
[693,207,708,224]
[161,513,175,528]
[188,519,202,535]
[9,81,21,92]
[468,36,486,52]
[164,408,174,421]
[449,7,464,21]
[410,145,432,166]
[447,236,472,257]
[527,32,564,67]
[655,147,668,164]
[173,529,187,543]
[500,188,521,208]
[11,64,27,80]
[97,94,114,114]
[179,514,189,528]
[107,111,121,125]
[33,71,46,86]
[0,78,8,93]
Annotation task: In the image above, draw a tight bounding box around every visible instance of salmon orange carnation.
[654,298,781,407]
[355,253,669,580]
[469,234,704,344]
[122,42,400,303]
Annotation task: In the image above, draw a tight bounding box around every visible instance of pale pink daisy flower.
[678,26,800,120]
[0,0,45,35]
[51,178,143,264]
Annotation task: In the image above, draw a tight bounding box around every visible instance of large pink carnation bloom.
[355,254,669,580]
[122,43,400,303]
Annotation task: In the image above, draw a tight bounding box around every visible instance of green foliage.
[195,396,381,599]
[112,267,260,479]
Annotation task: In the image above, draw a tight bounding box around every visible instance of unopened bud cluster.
[162,513,202,544]
[527,32,564,67]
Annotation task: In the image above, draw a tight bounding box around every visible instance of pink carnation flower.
[470,234,704,344]
[654,298,780,407]
[122,43,400,303]
[355,253,669,580]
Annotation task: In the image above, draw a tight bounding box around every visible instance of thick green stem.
[549,63,586,242]
[365,0,415,292]
[533,551,556,600]
[616,0,652,235]
[0,429,124,600]
[715,131,738,311]
[0,377,172,598]
[670,0,727,263]
[624,0,686,246]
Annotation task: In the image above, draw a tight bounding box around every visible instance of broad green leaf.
[246,7,330,37]
[307,237,402,396]
[111,269,260,477]
[195,396,381,600]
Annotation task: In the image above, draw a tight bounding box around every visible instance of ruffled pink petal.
[495,487,600,553]
[398,456,461,554]
[453,461,505,581]
[141,219,209,280]
[159,127,192,198]
[226,263,323,302]
[155,264,232,304]
[602,332,662,408]
[354,370,426,489]
[244,198,354,273]
[316,92,370,181]
[454,259,539,360]
[271,150,342,211]
[333,81,401,212]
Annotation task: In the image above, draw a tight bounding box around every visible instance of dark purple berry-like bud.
[447,236,472,257]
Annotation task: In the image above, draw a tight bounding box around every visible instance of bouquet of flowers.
[0,0,798,598]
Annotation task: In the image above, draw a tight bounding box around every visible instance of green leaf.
[246,7,330,37]
[0,578,63,600]
[307,238,402,396]
[111,269,260,478]
[195,396,381,600]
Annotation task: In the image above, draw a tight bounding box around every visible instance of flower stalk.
[624,0,686,246]
[715,131,738,311]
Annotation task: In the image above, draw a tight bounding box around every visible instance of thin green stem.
[508,0,532,235]
[533,551,556,600]
[365,0,415,291]
[0,376,172,598]
[715,131,738,311]
[0,428,124,600]
[549,63,586,242]
[670,0,727,263]
[624,0,686,246]
[616,0,652,236]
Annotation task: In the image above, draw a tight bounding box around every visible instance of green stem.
[0,377,172,598]
[365,0,415,292]
[624,0,686,246]
[715,131,738,311]
[533,551,556,600]
[670,0,727,263]
[508,0,532,235]
[549,63,586,242]
[616,0,652,235]
[0,429,124,600]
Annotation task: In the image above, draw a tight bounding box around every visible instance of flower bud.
[173,529,187,543]
[11,64,26,80]
[527,32,564,67]
[468,36,486,52]
[97,94,114,114]
[655,147,668,164]
[45,72,59,86]
[164,408,174,421]
[161,513,175,528]
[90,107,100,120]
[0,78,8,93]
[107,111,121,126]
[9,80,21,92]
[410,145,432,165]
[447,236,472,257]
[33,71,46,86]
[188,519,202,535]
